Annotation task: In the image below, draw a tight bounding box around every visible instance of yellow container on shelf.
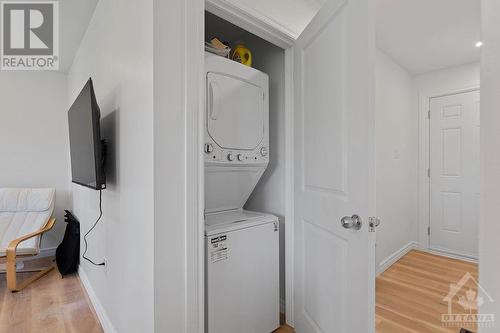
[231,44,252,67]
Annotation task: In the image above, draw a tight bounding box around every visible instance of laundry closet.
[204,11,287,333]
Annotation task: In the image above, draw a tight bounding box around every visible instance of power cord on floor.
[82,189,105,266]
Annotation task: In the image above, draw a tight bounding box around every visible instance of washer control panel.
[204,142,269,164]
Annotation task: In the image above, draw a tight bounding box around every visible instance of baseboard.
[38,246,57,258]
[0,247,57,271]
[17,246,57,261]
[78,268,117,333]
[416,246,478,264]
[377,241,418,276]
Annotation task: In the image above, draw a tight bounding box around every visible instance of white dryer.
[204,53,279,333]
[204,52,269,213]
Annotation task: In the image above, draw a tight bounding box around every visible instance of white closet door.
[430,90,480,258]
[293,0,376,332]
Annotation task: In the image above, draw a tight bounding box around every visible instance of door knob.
[369,217,381,232]
[341,215,362,230]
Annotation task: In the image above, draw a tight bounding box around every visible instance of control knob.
[237,154,244,161]
[204,143,214,154]
[227,153,234,161]
[260,147,268,157]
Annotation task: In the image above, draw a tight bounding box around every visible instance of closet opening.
[203,10,290,333]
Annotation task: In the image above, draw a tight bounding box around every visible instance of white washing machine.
[204,53,279,333]
[205,210,279,333]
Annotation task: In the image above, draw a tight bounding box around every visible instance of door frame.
[193,0,297,330]
[417,85,480,262]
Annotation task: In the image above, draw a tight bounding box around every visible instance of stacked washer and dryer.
[204,53,280,333]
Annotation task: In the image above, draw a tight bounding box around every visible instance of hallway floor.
[376,250,478,333]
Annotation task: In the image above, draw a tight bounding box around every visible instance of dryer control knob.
[237,154,244,161]
[227,153,234,161]
[260,147,268,157]
[204,143,214,154]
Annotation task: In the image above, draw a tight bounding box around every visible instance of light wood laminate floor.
[0,257,292,333]
[0,257,103,333]
[376,250,478,333]
[277,250,478,333]
[1,251,477,333]
[274,324,295,332]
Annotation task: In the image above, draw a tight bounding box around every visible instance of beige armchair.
[0,188,57,292]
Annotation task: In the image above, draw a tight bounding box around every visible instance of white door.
[430,90,480,259]
[293,0,376,332]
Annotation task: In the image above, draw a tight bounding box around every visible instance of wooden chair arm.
[6,217,56,254]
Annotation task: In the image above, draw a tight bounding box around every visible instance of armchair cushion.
[0,188,55,257]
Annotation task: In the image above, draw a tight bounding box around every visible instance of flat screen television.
[68,78,106,190]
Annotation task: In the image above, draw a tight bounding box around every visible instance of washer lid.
[205,209,278,235]
[204,164,266,213]
[207,72,264,150]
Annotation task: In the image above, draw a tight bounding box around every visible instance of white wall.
[0,72,69,248]
[375,56,481,270]
[67,0,154,331]
[480,0,500,329]
[414,62,480,95]
[244,37,286,305]
[375,50,418,272]
[153,0,205,331]
[414,62,480,248]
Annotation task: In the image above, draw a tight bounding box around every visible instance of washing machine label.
[210,235,228,263]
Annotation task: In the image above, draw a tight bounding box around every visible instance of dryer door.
[207,72,264,150]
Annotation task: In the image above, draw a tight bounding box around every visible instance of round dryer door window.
[207,72,264,150]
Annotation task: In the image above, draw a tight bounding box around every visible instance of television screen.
[68,78,106,190]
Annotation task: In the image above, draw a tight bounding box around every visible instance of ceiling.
[61,0,480,75]
[59,0,99,72]
[229,0,480,75]
[376,0,481,75]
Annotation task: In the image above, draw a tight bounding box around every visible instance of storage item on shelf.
[205,37,231,58]
[231,43,252,67]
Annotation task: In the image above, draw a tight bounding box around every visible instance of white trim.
[377,242,418,276]
[283,47,295,327]
[38,246,57,258]
[27,246,57,261]
[377,242,478,277]
[186,1,205,333]
[78,268,117,333]
[417,85,480,255]
[205,0,295,49]
[13,247,57,264]
[418,246,479,263]
[153,0,204,331]
[0,247,57,271]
